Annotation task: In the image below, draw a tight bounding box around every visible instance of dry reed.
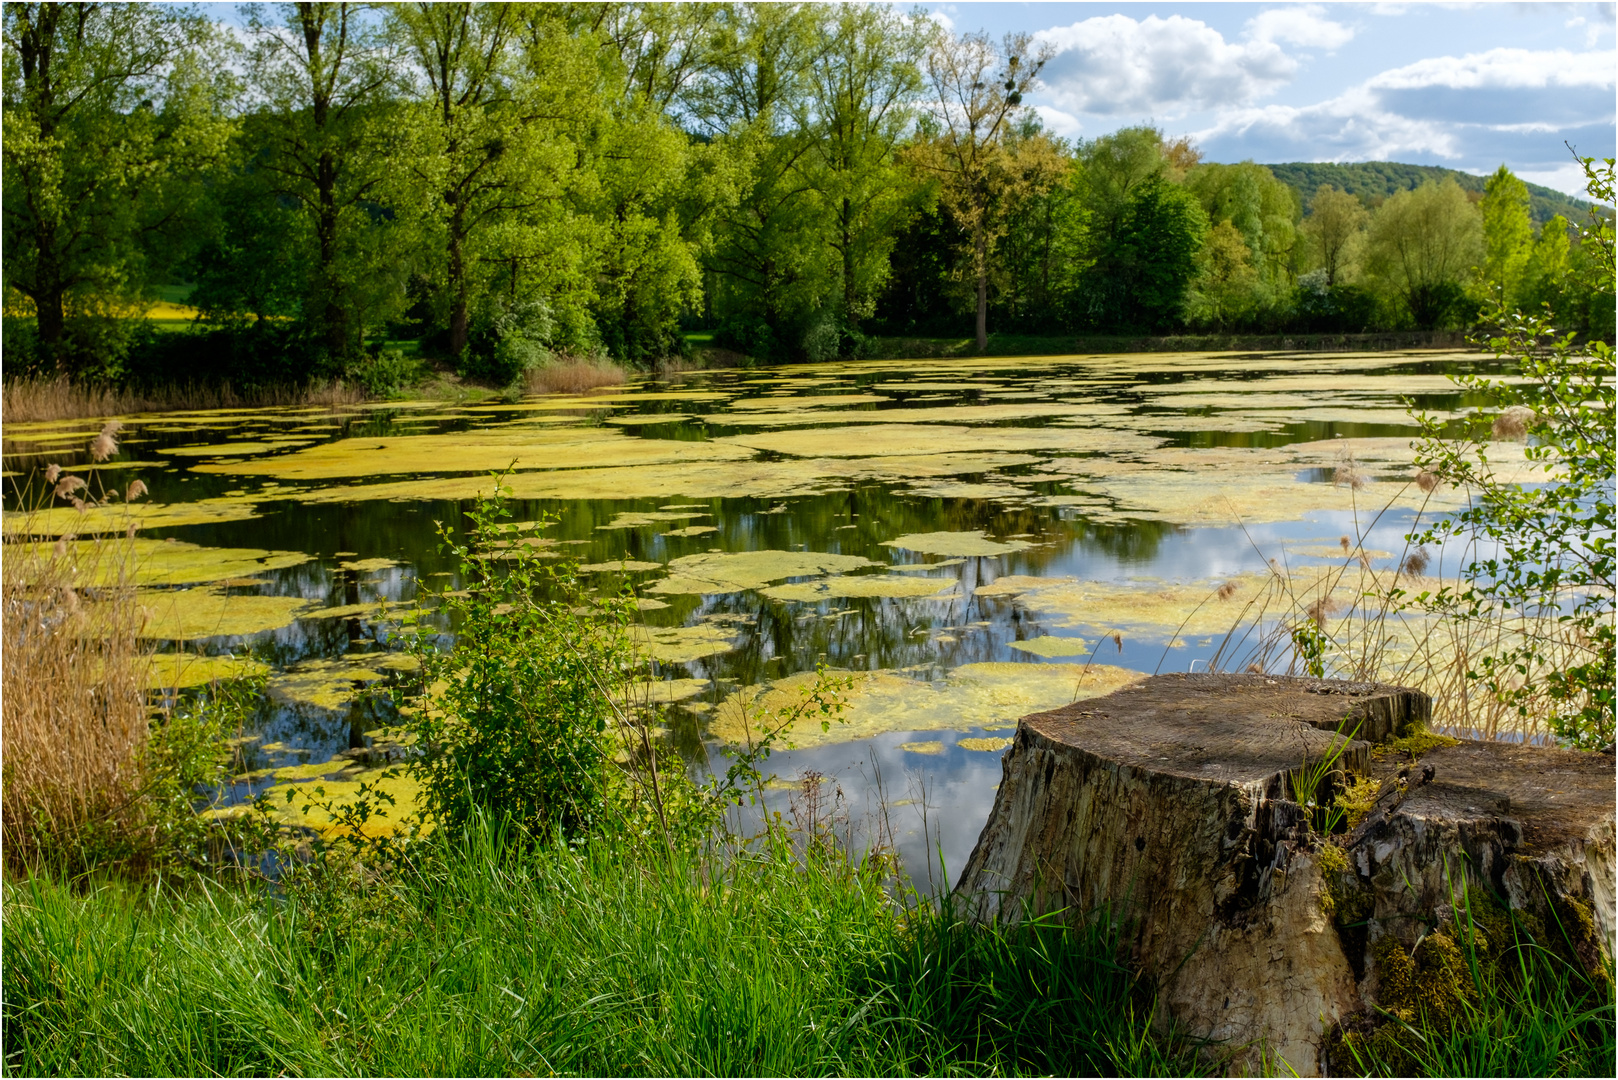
[1,375,369,425]
[1206,499,1594,744]
[2,503,155,871]
[523,357,628,396]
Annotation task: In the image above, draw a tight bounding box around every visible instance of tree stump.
[953,672,1615,1076]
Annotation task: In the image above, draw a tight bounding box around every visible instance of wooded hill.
[1264,161,1597,227]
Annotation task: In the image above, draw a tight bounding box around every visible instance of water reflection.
[3,351,1503,879]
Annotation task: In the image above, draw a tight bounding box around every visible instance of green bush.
[398,479,634,846]
[459,298,553,385]
[1409,156,1615,748]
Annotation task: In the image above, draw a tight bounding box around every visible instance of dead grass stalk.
[2,500,155,871]
[522,357,627,396]
[2,375,369,424]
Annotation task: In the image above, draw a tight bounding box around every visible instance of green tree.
[1365,179,1482,329]
[1183,160,1300,297]
[693,2,828,357]
[2,1,232,374]
[1300,184,1368,287]
[800,3,928,336]
[241,1,401,364]
[996,127,1087,330]
[1070,128,1206,330]
[1519,213,1572,314]
[1185,220,1262,330]
[390,2,605,363]
[1480,164,1533,307]
[904,28,1050,352]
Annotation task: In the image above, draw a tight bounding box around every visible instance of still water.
[4,350,1508,878]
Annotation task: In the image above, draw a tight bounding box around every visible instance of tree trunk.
[955,673,1615,1076]
[975,227,988,353]
[448,201,469,360]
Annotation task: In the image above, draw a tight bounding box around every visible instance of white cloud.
[1033,14,1296,117]
[1517,162,1601,198]
[1246,5,1355,50]
[1193,46,1616,171]
[1033,105,1083,139]
[1367,47,1614,91]
[926,8,954,33]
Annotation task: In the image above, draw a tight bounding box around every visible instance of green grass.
[1,820,1201,1077]
[6,816,1613,1076]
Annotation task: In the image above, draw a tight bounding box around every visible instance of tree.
[1183,161,1299,296]
[800,3,927,333]
[241,1,400,364]
[1480,164,1533,307]
[1185,220,1261,331]
[1300,184,1367,287]
[390,2,557,361]
[1364,179,1482,329]
[904,29,1051,353]
[1519,213,1571,314]
[997,126,1086,331]
[1069,128,1206,330]
[692,2,829,357]
[2,1,232,374]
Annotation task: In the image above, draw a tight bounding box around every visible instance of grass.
[522,355,629,395]
[0,486,156,873]
[0,818,1202,1077]
[0,375,369,424]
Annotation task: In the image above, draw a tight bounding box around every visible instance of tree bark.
[974,226,988,353]
[955,673,1615,1076]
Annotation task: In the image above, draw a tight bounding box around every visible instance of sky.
[912,2,1617,195]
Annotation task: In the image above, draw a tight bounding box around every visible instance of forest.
[4,1,1614,396]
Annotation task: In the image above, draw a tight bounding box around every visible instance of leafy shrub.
[399,480,634,846]
[460,297,553,385]
[1408,156,1615,748]
[1291,271,1377,333]
[343,346,421,398]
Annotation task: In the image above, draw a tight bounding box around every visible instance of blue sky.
[914,2,1617,194]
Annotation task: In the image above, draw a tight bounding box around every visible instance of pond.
[4,349,1517,880]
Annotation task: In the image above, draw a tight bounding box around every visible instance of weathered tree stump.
[954,672,1615,1076]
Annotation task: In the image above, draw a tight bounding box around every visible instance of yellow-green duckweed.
[881,531,1034,557]
[136,587,312,640]
[647,549,876,595]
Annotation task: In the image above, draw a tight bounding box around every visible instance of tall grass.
[1,375,369,424]
[522,355,628,395]
[0,500,154,871]
[1204,485,1597,743]
[0,815,1202,1077]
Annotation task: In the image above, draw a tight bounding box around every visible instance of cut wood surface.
[954,672,1615,1076]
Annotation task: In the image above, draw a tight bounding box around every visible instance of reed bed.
[522,356,628,395]
[1204,496,1598,744]
[1,375,368,424]
[1,507,154,871]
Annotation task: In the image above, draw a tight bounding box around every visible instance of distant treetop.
[1261,161,1599,229]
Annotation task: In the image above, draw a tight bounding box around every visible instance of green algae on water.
[1006,635,1090,658]
[881,531,1033,557]
[147,651,270,690]
[136,587,311,640]
[647,549,876,596]
[760,575,958,602]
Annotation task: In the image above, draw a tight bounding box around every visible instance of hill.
[1262,161,1598,228]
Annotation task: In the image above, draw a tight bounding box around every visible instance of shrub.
[1408,156,1615,748]
[398,479,635,846]
[460,297,553,386]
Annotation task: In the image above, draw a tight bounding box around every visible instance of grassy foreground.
[2,821,1191,1077]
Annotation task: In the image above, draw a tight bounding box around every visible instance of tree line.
[4,2,1613,390]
